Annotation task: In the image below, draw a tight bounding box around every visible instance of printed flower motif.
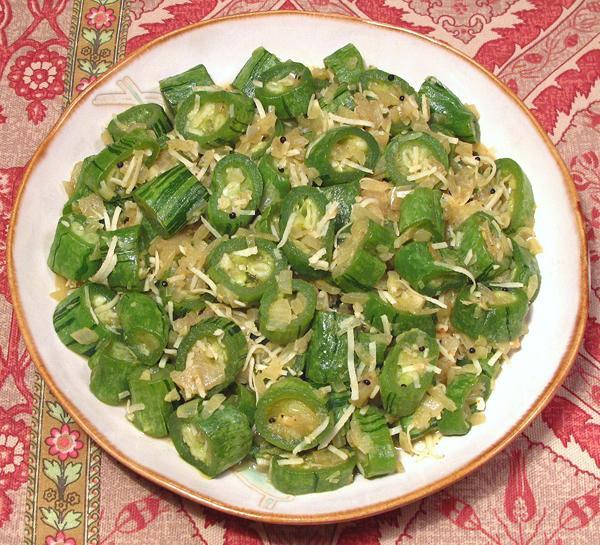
[45,531,76,545]
[76,75,97,93]
[85,5,115,30]
[438,495,482,530]
[0,410,29,492]
[66,491,80,506]
[504,449,536,523]
[8,47,65,101]
[45,424,83,461]
[0,105,6,124]
[43,488,58,502]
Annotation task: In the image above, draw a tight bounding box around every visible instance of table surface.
[0,1,598,544]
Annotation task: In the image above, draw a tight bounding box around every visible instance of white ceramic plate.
[9,12,587,524]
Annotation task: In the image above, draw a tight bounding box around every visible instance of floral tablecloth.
[0,1,598,544]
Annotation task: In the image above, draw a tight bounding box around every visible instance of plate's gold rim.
[8,11,589,525]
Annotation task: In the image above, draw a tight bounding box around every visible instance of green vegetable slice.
[324,43,365,85]
[397,187,445,242]
[89,338,138,405]
[207,237,287,304]
[233,47,281,98]
[255,377,331,452]
[159,64,214,113]
[380,328,440,417]
[107,103,172,141]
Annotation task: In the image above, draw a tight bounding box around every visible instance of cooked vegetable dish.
[48,44,540,494]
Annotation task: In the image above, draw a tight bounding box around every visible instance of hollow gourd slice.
[359,69,417,133]
[278,187,335,279]
[380,328,440,418]
[48,213,102,281]
[52,284,120,356]
[306,127,380,186]
[347,406,396,478]
[107,103,172,141]
[304,311,350,390]
[393,242,467,297]
[418,76,480,143]
[207,237,287,305]
[385,132,449,187]
[254,60,315,119]
[175,90,255,148]
[258,154,291,211]
[207,153,263,235]
[331,218,393,291]
[233,47,281,98]
[117,292,169,366]
[456,211,512,280]
[259,278,317,345]
[255,377,331,452]
[363,293,437,337]
[168,403,252,477]
[451,285,529,343]
[397,187,445,242]
[499,241,541,302]
[494,158,535,233]
[159,64,214,113]
[127,366,175,438]
[224,383,257,426]
[323,43,365,85]
[133,162,208,239]
[437,372,482,436]
[89,338,139,405]
[99,225,144,290]
[270,448,356,495]
[172,317,247,400]
[320,180,360,232]
[80,131,159,200]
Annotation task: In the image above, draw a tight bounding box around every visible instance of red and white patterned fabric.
[0,1,598,544]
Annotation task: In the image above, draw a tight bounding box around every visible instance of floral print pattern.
[45,531,76,545]
[86,5,115,30]
[45,424,83,461]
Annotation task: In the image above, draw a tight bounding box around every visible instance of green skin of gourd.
[418,76,481,143]
[494,158,536,234]
[52,284,119,357]
[207,153,264,235]
[393,242,467,297]
[233,47,281,98]
[359,69,417,134]
[89,338,139,406]
[348,406,396,479]
[107,103,172,141]
[385,132,449,186]
[127,366,175,438]
[168,404,253,478]
[117,292,169,366]
[254,377,331,452]
[319,83,356,113]
[279,187,334,280]
[80,131,159,198]
[304,311,350,390]
[100,225,144,291]
[174,317,247,396]
[254,61,315,120]
[259,279,317,345]
[258,154,291,211]
[224,383,257,426]
[437,373,481,436]
[320,181,360,232]
[306,127,380,186]
[175,90,255,148]
[397,187,446,242]
[48,214,101,281]
[159,63,214,114]
[380,328,440,418]
[451,286,529,343]
[363,293,437,337]
[270,449,356,495]
[456,211,512,280]
[133,163,208,239]
[324,43,365,85]
[158,282,211,320]
[509,241,541,301]
[207,237,288,304]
